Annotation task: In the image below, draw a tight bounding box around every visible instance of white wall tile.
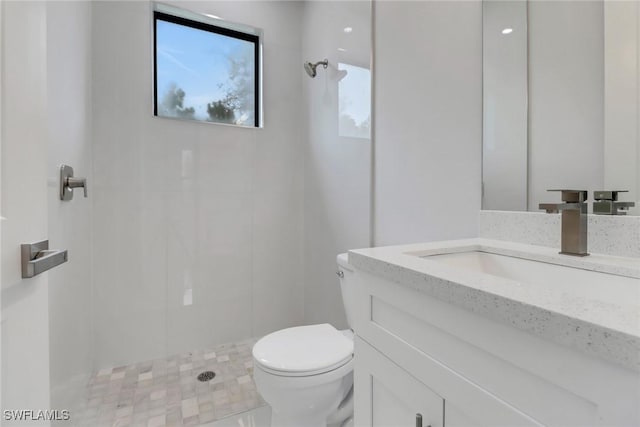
[302,1,372,328]
[252,191,304,336]
[46,0,94,408]
[91,1,305,367]
[92,190,168,367]
[194,129,256,194]
[255,44,305,194]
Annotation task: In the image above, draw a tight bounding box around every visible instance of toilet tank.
[336,253,356,329]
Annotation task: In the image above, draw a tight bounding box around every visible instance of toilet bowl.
[253,254,356,427]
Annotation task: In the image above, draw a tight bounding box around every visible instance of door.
[354,336,444,427]
[1,0,52,422]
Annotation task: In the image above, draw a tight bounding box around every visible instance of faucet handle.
[59,164,88,201]
[67,177,88,198]
[594,190,628,201]
[548,189,588,203]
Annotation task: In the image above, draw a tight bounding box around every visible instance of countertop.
[348,238,640,372]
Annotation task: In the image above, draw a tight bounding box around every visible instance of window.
[153,7,261,127]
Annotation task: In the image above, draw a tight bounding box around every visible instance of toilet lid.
[253,324,354,376]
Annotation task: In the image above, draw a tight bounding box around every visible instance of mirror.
[482,0,640,215]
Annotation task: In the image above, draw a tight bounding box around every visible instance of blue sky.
[156,20,252,120]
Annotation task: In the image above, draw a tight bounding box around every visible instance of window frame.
[153,10,261,127]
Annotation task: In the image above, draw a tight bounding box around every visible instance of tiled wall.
[301,1,372,328]
[479,210,640,258]
[91,1,305,368]
[47,0,94,410]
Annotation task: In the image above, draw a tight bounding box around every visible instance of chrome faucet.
[539,189,589,257]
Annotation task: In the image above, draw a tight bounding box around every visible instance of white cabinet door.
[355,337,444,427]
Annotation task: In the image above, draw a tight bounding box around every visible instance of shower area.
[0,1,371,426]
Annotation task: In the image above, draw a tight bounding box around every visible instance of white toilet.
[252,253,356,427]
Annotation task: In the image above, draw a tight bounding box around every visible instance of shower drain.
[197,371,216,382]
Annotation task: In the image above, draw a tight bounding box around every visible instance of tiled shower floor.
[72,338,267,427]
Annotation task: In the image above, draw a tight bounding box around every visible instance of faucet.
[593,190,635,215]
[539,189,589,257]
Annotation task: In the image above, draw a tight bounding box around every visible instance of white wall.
[373,1,482,246]
[604,1,640,215]
[91,0,305,368]
[46,1,94,410]
[302,1,372,328]
[0,0,3,413]
[1,0,51,422]
[482,0,528,211]
[528,1,604,210]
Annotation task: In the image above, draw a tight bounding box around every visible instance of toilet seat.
[253,324,354,377]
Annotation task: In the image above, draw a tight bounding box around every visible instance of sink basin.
[425,251,639,306]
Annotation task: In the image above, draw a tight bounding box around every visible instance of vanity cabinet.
[352,268,640,427]
[355,337,536,427]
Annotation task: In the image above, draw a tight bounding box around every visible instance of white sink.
[425,251,639,306]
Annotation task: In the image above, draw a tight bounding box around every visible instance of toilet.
[252,253,356,427]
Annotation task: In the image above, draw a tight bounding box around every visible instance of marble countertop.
[348,238,640,372]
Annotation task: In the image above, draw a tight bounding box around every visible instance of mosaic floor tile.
[70,338,266,427]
